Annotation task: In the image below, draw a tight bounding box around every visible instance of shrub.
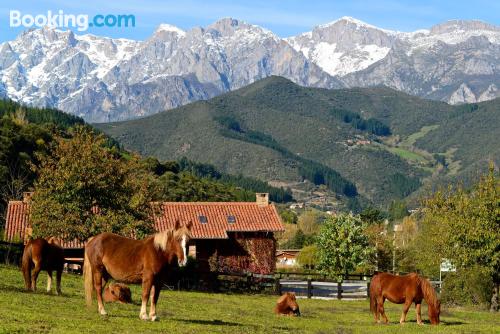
[441,266,494,309]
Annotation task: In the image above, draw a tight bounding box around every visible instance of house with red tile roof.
[4,193,284,274]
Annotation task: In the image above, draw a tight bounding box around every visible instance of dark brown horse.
[84,221,192,320]
[274,292,301,316]
[370,272,440,325]
[21,237,64,294]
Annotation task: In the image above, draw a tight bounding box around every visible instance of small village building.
[276,249,300,268]
[4,193,284,275]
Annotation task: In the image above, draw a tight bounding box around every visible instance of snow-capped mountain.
[0,17,499,122]
[0,18,338,122]
[291,17,500,104]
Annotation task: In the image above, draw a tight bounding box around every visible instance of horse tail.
[83,245,93,306]
[21,240,33,290]
[369,275,379,314]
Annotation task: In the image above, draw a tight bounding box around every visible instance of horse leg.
[399,299,412,324]
[140,275,153,320]
[378,297,389,324]
[56,269,62,295]
[31,261,42,292]
[415,302,423,325]
[93,271,107,315]
[46,271,53,293]
[149,280,161,321]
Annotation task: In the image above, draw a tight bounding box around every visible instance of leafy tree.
[388,199,409,220]
[280,208,298,224]
[30,126,161,241]
[317,213,374,281]
[360,207,386,225]
[284,229,307,249]
[297,209,324,235]
[419,164,500,311]
[297,245,319,269]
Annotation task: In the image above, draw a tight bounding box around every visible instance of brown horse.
[103,283,132,303]
[370,272,440,325]
[84,221,192,320]
[21,237,64,294]
[274,292,301,316]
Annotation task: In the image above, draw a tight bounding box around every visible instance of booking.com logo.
[9,10,135,32]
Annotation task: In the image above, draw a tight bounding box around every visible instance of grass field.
[0,265,498,334]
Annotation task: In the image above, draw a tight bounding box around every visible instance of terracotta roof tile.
[4,201,284,246]
[155,202,284,239]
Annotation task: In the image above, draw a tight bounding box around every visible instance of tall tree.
[316,213,373,281]
[420,164,500,311]
[30,126,160,241]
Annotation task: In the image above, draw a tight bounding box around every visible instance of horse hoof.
[140,313,149,321]
[150,315,158,322]
[99,309,107,316]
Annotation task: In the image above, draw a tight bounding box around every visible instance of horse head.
[421,277,441,325]
[277,292,300,316]
[172,220,193,267]
[429,299,441,325]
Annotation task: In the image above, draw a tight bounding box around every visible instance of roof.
[154,202,284,239]
[4,200,284,246]
[4,201,30,243]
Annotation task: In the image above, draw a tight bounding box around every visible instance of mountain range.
[96,76,500,208]
[1,17,499,122]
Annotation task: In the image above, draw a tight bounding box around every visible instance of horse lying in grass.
[84,220,192,321]
[103,283,132,304]
[370,272,440,325]
[274,292,301,316]
[22,237,64,294]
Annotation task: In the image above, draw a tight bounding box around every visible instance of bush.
[441,266,493,309]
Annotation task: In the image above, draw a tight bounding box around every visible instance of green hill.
[96,76,500,208]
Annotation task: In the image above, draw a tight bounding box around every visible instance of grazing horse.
[84,221,192,321]
[274,292,301,316]
[370,272,440,325]
[21,237,64,294]
[103,283,132,303]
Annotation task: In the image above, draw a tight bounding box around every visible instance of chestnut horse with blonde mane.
[370,272,440,325]
[21,237,64,294]
[83,221,192,321]
[274,292,301,316]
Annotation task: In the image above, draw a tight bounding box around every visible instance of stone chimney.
[256,193,269,207]
[23,192,34,203]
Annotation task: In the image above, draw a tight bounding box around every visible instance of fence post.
[307,278,312,299]
[247,273,252,292]
[337,281,342,300]
[275,274,282,295]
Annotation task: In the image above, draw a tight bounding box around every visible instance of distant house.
[4,193,284,274]
[276,249,301,268]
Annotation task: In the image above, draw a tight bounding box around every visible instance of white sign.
[440,259,456,272]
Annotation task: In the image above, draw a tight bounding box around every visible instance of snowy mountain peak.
[0,17,499,122]
[318,16,398,34]
[430,19,500,34]
[155,24,186,36]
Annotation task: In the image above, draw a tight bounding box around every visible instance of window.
[198,215,208,224]
[227,215,236,224]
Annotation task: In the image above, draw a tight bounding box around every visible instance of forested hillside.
[0,99,291,224]
[97,76,500,208]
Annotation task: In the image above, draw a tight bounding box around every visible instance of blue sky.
[1,0,498,41]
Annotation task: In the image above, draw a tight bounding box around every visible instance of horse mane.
[153,223,192,251]
[153,230,175,251]
[418,275,439,310]
[47,237,61,246]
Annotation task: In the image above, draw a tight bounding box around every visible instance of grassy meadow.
[0,265,498,334]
